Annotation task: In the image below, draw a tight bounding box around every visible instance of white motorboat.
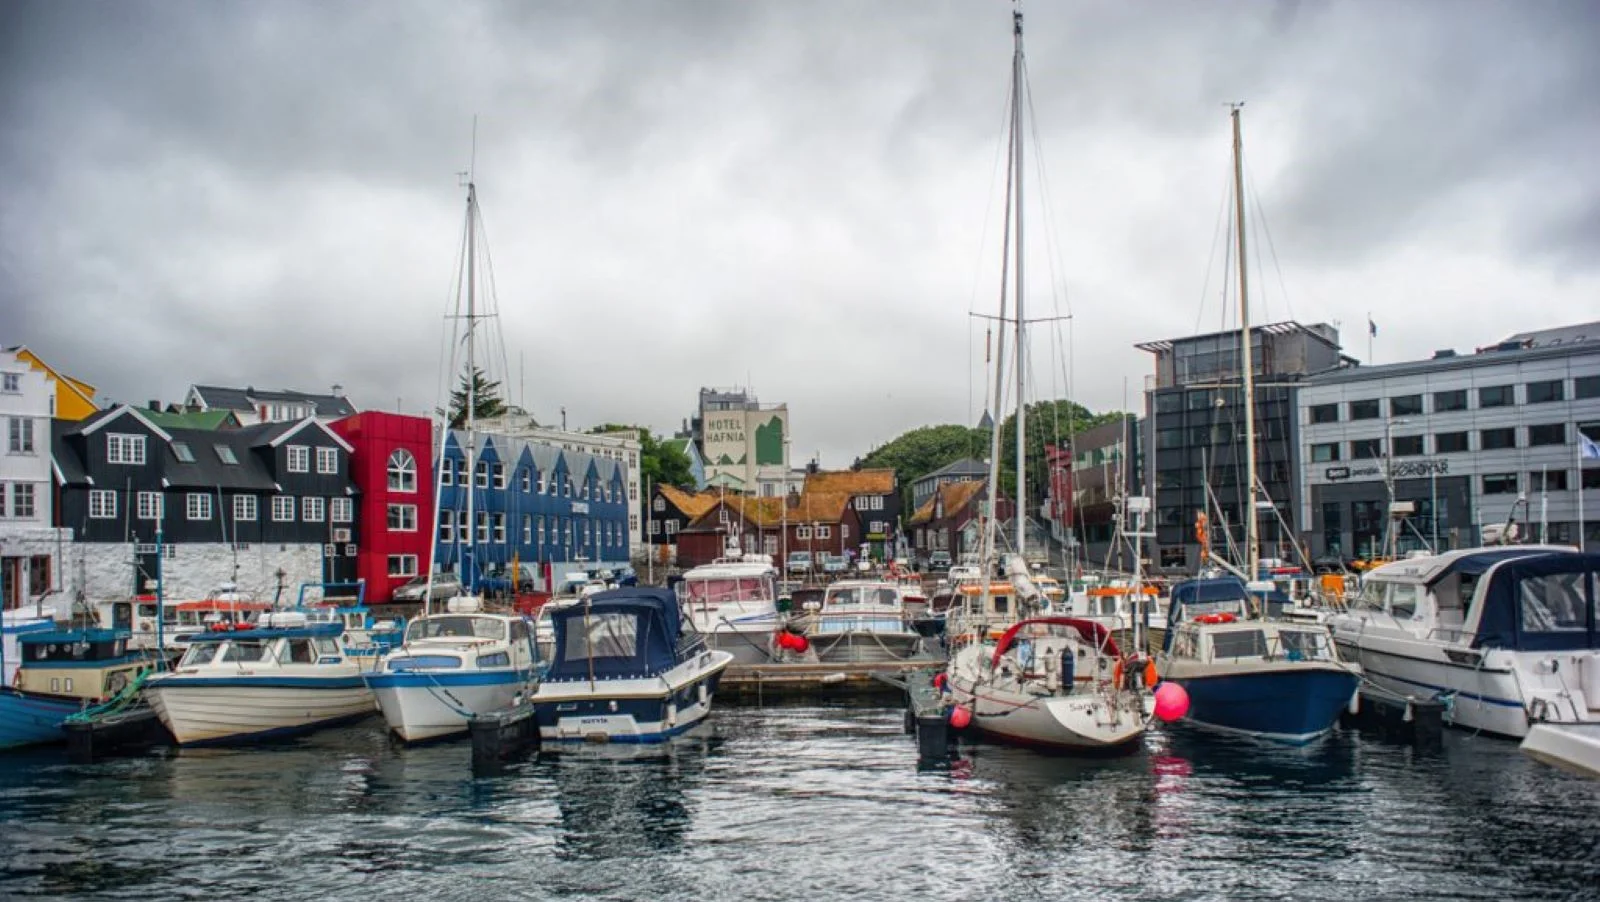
[534,587,733,743]
[801,579,924,663]
[1520,723,1600,779]
[676,548,782,664]
[1327,545,1600,739]
[145,612,376,746]
[364,597,540,743]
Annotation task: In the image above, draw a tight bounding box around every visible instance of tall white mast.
[1012,8,1028,558]
[1231,105,1260,582]
[465,182,478,595]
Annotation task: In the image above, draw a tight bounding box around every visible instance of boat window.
[1387,584,1421,619]
[313,637,340,657]
[286,640,316,664]
[1210,629,1268,659]
[1518,572,1589,634]
[683,578,773,606]
[408,616,506,641]
[477,652,510,668]
[509,620,531,643]
[1171,628,1198,659]
[1355,580,1387,611]
[565,612,639,660]
[221,640,269,663]
[1277,630,1331,661]
[179,643,220,667]
[387,655,463,671]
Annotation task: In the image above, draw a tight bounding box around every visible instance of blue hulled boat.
[1156,577,1361,745]
[534,588,732,744]
[1,628,155,750]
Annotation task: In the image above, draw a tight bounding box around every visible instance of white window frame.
[187,493,213,521]
[89,489,116,519]
[665,520,679,536]
[475,461,489,488]
[492,463,506,489]
[10,483,34,519]
[438,509,454,543]
[537,516,546,544]
[537,472,546,494]
[302,496,325,522]
[235,495,257,521]
[492,512,506,544]
[817,525,831,540]
[522,514,532,543]
[1,372,19,393]
[520,468,531,492]
[8,417,35,454]
[330,497,352,523]
[387,448,416,492]
[387,503,417,532]
[272,495,295,522]
[796,525,812,540]
[477,512,490,544]
[316,447,338,475]
[137,491,163,521]
[440,457,455,486]
[107,433,146,465]
[456,510,468,543]
[387,554,418,577]
[286,445,310,473]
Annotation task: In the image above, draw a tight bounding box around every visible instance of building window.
[107,433,146,465]
[89,489,116,519]
[477,512,490,544]
[1435,432,1470,454]
[1527,423,1566,446]
[1529,470,1569,492]
[187,493,213,521]
[1349,399,1380,420]
[475,461,489,488]
[537,471,547,494]
[302,497,325,522]
[6,418,37,454]
[492,463,506,489]
[10,483,35,519]
[330,498,352,523]
[272,495,295,522]
[796,525,812,540]
[492,513,506,544]
[440,458,455,486]
[235,495,257,521]
[1,372,18,392]
[653,497,665,512]
[385,449,416,492]
[564,476,573,498]
[1309,404,1339,424]
[137,491,163,520]
[1392,435,1425,457]
[1479,385,1513,408]
[215,444,238,464]
[538,516,547,544]
[1310,443,1340,463]
[316,447,338,474]
[1586,469,1600,491]
[1480,428,1517,450]
[438,509,454,543]
[1577,375,1600,400]
[387,504,416,531]
[1433,389,1467,412]
[629,484,638,501]
[816,525,831,540]
[169,441,195,463]
[286,445,310,472]
[387,554,418,577]
[1526,380,1564,404]
[520,468,531,492]
[523,514,532,543]
[1482,473,1519,495]
[1389,395,1423,417]
[456,510,468,543]
[1350,438,1382,459]
[665,520,678,536]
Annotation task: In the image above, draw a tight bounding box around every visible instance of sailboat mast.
[1231,105,1260,580]
[1011,8,1028,558]
[465,182,478,594]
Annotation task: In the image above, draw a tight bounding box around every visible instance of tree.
[859,424,991,511]
[996,400,1129,504]
[441,367,507,429]
[591,424,694,489]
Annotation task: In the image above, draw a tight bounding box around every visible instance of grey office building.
[1298,321,1600,559]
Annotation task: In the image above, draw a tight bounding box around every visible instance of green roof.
[141,409,240,430]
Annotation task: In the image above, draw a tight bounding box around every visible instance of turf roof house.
[675,491,862,569]
[906,479,1011,565]
[647,484,719,564]
[51,404,359,602]
[803,468,901,561]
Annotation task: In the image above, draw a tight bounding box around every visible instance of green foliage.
[441,367,508,429]
[590,424,694,490]
[859,424,991,511]
[996,400,1129,503]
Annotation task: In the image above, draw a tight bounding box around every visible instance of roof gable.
[73,403,173,442]
[264,417,355,453]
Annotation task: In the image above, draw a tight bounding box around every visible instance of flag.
[1582,432,1600,462]
[1368,317,1378,338]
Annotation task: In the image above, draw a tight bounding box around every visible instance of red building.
[330,412,435,603]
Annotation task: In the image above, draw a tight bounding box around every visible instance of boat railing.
[1208,626,1340,664]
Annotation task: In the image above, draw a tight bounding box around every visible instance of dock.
[1339,682,1446,751]
[720,659,941,704]
[469,701,541,774]
[63,705,171,763]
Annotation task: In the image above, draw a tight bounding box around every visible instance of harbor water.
[2,705,1598,901]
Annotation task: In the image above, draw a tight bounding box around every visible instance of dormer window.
[107,433,146,465]
[172,442,196,463]
[286,445,310,473]
[215,444,238,464]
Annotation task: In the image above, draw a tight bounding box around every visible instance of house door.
[1,557,19,609]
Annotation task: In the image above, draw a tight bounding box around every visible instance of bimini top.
[547,588,686,681]
[1364,544,1575,586]
[1471,551,1599,652]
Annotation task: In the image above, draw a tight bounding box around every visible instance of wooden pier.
[720,659,941,705]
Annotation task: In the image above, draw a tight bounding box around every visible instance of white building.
[695,387,791,496]
[1298,322,1600,559]
[1,349,72,614]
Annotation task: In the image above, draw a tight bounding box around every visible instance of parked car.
[391,572,463,602]
[927,551,952,572]
[820,553,848,575]
[478,563,537,596]
[786,551,814,575]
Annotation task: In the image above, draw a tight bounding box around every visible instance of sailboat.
[1154,107,1360,744]
[363,178,542,743]
[940,10,1152,751]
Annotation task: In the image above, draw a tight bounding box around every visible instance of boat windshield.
[407,615,506,642]
[563,612,639,661]
[220,640,270,663]
[681,577,773,606]
[825,586,901,609]
[1354,579,1387,611]
[179,643,220,667]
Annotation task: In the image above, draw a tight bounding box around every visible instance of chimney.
[148,400,161,411]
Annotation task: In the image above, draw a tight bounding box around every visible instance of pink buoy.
[948,705,973,729]
[1153,682,1190,722]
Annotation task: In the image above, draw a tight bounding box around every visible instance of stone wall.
[62,542,329,606]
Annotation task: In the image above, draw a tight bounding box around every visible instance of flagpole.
[1580,436,1587,553]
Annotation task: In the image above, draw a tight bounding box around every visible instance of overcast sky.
[3,1,1596,468]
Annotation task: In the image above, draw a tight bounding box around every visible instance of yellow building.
[6,346,99,420]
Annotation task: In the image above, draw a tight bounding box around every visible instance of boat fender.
[1061,647,1074,686]
[1112,660,1124,689]
[1143,659,1159,689]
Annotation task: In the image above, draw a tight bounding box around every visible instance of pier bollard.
[470,703,541,775]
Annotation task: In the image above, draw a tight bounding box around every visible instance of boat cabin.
[546,589,695,683]
[175,617,348,671]
[15,629,152,701]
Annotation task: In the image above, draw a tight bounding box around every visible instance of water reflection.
[540,734,716,860]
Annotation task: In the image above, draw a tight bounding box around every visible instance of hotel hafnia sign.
[1323,458,1450,482]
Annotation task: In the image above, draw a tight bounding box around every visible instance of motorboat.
[799,579,925,663]
[675,547,782,664]
[146,612,376,745]
[534,587,733,743]
[1327,546,1599,739]
[1158,577,1361,744]
[1521,723,1600,779]
[165,595,272,648]
[364,596,540,743]
[0,627,154,750]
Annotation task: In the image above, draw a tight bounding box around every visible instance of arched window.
[388,449,417,493]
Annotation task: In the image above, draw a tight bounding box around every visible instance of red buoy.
[949,705,972,729]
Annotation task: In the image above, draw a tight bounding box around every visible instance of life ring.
[1194,612,1237,625]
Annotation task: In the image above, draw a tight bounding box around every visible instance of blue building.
[435,431,631,590]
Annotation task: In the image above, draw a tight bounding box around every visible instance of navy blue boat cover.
[547,587,683,680]
[1470,551,1599,651]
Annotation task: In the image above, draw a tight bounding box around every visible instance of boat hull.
[1520,724,1600,779]
[365,669,538,743]
[0,688,77,750]
[1333,638,1533,738]
[945,645,1146,751]
[536,651,732,744]
[1167,666,1360,744]
[809,629,925,664]
[146,678,375,746]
